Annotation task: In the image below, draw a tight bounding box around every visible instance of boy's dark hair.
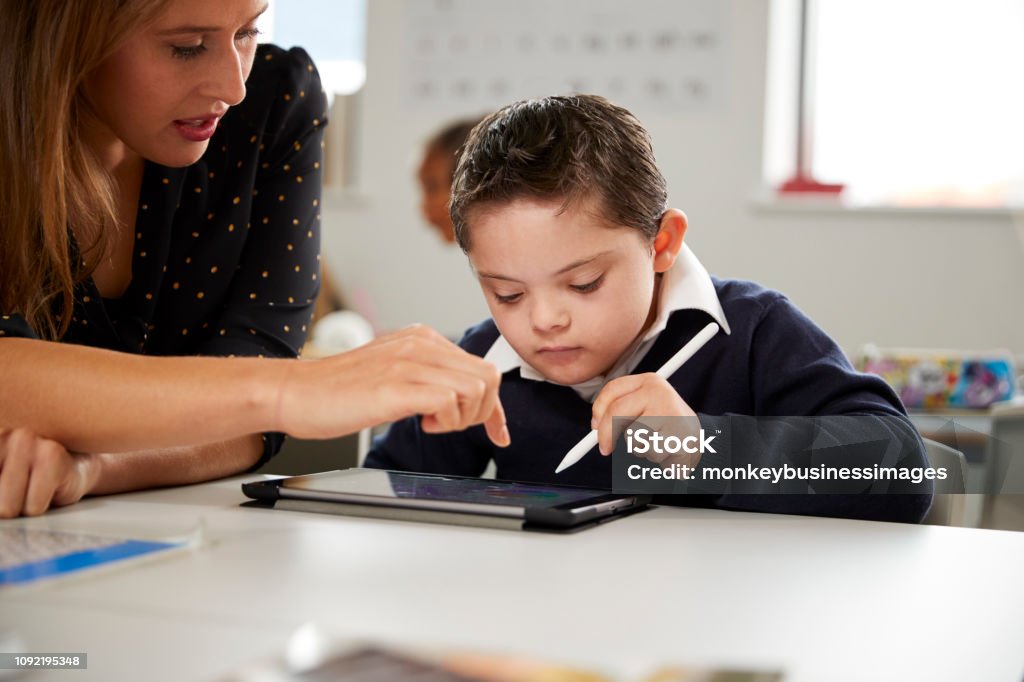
[450,94,667,252]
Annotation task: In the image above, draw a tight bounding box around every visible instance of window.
[766,0,1024,207]
[262,0,367,101]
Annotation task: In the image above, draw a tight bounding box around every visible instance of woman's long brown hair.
[0,0,168,339]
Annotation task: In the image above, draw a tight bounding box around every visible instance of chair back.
[921,438,967,526]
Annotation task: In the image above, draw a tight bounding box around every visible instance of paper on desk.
[0,521,203,589]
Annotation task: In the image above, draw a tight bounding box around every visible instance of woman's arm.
[0,429,261,518]
[0,325,508,454]
[0,326,509,517]
[0,337,282,453]
[88,434,264,495]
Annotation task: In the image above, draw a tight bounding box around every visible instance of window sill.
[750,189,1024,221]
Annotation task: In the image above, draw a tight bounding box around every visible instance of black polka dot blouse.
[0,44,328,464]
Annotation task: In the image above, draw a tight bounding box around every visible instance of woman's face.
[83,0,268,168]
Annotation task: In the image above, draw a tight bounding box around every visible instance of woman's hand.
[591,373,700,465]
[276,325,510,446]
[0,428,97,518]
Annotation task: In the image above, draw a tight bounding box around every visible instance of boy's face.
[467,197,677,385]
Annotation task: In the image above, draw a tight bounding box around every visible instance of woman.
[0,0,508,518]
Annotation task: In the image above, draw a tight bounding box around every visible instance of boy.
[367,95,932,523]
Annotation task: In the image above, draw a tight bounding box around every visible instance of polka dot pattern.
[0,44,327,369]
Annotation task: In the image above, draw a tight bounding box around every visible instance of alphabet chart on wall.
[400,0,730,115]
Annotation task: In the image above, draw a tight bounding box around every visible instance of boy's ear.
[652,208,688,273]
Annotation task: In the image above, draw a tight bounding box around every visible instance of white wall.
[320,0,1024,357]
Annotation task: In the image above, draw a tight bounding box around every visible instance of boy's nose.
[530,300,570,333]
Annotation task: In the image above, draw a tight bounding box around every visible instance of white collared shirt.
[483,243,732,401]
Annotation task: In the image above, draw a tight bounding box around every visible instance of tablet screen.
[280,469,605,509]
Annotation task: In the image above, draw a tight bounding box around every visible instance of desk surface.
[2,477,1023,682]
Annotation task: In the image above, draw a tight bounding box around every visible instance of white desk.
[2,477,1023,682]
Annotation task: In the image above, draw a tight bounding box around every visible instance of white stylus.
[554,321,720,474]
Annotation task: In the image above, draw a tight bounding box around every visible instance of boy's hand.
[591,373,700,464]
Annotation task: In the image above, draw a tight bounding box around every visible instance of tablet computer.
[241,469,650,532]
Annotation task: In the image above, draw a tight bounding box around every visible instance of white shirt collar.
[483,243,731,401]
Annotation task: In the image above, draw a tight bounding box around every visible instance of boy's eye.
[494,292,522,304]
[570,276,604,294]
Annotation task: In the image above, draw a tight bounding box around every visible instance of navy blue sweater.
[366,278,933,523]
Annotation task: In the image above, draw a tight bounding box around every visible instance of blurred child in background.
[417,117,485,243]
